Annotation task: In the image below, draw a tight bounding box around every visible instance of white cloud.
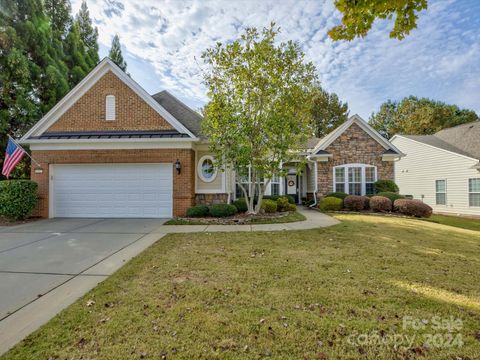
[73,0,480,118]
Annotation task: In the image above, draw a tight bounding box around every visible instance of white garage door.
[51,164,173,218]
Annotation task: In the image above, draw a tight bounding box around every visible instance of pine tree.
[64,20,90,87]
[76,0,99,67]
[44,0,72,39]
[108,34,127,72]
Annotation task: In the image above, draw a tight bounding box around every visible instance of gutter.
[306,156,318,208]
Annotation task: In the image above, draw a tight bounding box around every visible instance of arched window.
[333,164,377,195]
[105,95,116,120]
[197,155,217,182]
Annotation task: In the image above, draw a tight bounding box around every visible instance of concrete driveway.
[0,217,167,353]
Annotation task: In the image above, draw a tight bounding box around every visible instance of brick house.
[20,58,403,218]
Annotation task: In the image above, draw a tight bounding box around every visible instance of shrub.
[344,195,366,211]
[370,196,392,212]
[0,180,38,221]
[285,203,297,212]
[394,199,432,218]
[376,192,405,202]
[209,203,238,217]
[276,197,290,212]
[264,195,295,204]
[261,199,277,213]
[186,204,209,217]
[318,197,343,211]
[232,198,248,213]
[360,196,371,210]
[374,179,399,194]
[326,192,348,200]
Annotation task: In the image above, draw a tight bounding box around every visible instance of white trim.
[468,178,480,207]
[105,95,116,121]
[21,58,196,140]
[333,163,377,196]
[390,135,480,162]
[435,179,447,206]
[312,115,404,156]
[48,164,54,218]
[29,139,196,151]
[197,155,217,183]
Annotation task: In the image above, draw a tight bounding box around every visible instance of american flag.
[2,138,26,178]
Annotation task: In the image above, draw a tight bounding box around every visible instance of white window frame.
[333,164,377,196]
[435,179,447,206]
[197,155,217,183]
[105,95,116,121]
[269,174,281,196]
[468,178,480,207]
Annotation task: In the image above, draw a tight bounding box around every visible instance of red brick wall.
[30,149,195,218]
[46,71,174,133]
[317,123,394,196]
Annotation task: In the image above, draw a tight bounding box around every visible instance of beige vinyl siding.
[195,151,224,193]
[306,163,316,193]
[392,136,480,216]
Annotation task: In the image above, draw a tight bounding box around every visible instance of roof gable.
[22,58,196,141]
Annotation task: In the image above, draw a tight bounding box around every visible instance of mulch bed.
[0,216,42,227]
[175,211,294,225]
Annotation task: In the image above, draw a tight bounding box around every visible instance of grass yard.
[424,213,480,232]
[3,214,480,359]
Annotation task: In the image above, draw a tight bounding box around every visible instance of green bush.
[326,192,348,200]
[261,199,277,213]
[264,195,295,204]
[376,192,405,202]
[285,203,297,212]
[209,203,238,217]
[370,196,392,212]
[0,180,38,221]
[232,198,248,213]
[186,205,209,217]
[318,197,343,211]
[276,197,290,212]
[374,180,399,194]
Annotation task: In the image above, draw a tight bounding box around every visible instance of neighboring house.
[20,58,402,218]
[391,122,480,216]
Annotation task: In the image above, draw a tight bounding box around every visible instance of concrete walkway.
[0,208,337,355]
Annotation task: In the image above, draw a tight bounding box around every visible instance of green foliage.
[186,205,210,218]
[369,96,478,139]
[285,203,297,212]
[201,23,317,214]
[329,0,428,41]
[276,197,289,212]
[0,180,38,221]
[326,192,348,200]
[44,0,72,37]
[370,196,392,212]
[209,204,238,218]
[76,0,99,67]
[311,84,349,138]
[374,180,399,194]
[318,197,343,211]
[232,198,248,213]
[264,195,295,205]
[376,192,405,202]
[261,199,278,213]
[109,34,127,72]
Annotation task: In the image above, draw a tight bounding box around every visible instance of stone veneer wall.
[317,122,394,197]
[195,193,229,205]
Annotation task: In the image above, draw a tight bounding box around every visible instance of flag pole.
[7,135,42,168]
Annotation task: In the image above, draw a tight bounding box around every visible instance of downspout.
[306,156,318,208]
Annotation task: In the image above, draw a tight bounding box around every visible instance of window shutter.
[105,95,116,120]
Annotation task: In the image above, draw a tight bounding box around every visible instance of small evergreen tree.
[108,34,127,72]
[64,20,90,87]
[76,0,99,67]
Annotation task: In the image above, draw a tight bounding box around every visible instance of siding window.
[348,167,362,195]
[435,180,446,205]
[270,175,280,196]
[335,167,345,193]
[105,95,116,120]
[469,178,480,207]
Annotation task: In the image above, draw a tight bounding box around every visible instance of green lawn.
[3,214,480,359]
[424,213,480,232]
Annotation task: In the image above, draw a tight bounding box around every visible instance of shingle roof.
[401,121,480,160]
[306,137,322,149]
[152,90,203,138]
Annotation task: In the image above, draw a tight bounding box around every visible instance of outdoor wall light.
[175,159,181,175]
[34,167,44,174]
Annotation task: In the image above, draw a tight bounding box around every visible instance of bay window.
[333,164,377,196]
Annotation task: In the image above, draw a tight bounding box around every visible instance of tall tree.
[369,96,478,138]
[201,24,317,214]
[44,0,72,39]
[76,0,99,67]
[108,34,127,72]
[64,20,90,87]
[329,0,428,41]
[311,84,349,138]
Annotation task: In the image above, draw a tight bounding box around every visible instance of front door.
[286,174,298,203]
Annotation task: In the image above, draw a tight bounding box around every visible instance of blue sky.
[72,0,480,119]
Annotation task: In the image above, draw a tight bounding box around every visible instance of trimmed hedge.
[394,199,432,218]
[326,192,348,200]
[261,199,277,213]
[276,197,290,212]
[186,204,209,217]
[264,195,295,204]
[360,196,371,210]
[374,180,399,194]
[209,203,238,217]
[0,180,38,221]
[319,197,343,211]
[344,195,366,211]
[285,203,296,212]
[376,192,405,202]
[370,196,392,212]
[232,198,248,213]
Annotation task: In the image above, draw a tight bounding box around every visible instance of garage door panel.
[52,164,172,218]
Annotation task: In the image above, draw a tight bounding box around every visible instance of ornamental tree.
[201,24,317,214]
